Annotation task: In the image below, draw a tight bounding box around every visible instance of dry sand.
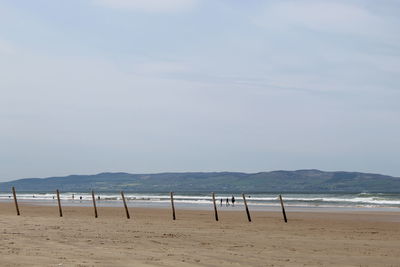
[0,202,399,267]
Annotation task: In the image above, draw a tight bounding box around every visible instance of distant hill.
[1,170,399,193]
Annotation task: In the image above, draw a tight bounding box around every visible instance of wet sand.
[0,202,399,266]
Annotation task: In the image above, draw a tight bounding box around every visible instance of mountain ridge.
[1,169,399,193]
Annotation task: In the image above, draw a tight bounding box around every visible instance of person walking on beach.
[231,195,235,207]
[226,198,230,207]
[220,198,223,207]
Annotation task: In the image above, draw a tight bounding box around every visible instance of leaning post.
[242,193,252,222]
[91,190,98,218]
[12,187,20,216]
[212,192,219,221]
[279,194,288,223]
[56,189,63,217]
[170,192,176,220]
[121,191,130,219]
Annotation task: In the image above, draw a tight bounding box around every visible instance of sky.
[1,0,400,181]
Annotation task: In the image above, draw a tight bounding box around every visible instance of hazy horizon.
[1,0,400,181]
[2,168,399,183]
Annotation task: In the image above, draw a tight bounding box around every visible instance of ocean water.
[0,192,399,211]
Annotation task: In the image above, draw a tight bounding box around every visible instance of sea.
[1,192,400,212]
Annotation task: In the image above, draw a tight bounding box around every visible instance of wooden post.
[91,190,98,218]
[279,194,288,223]
[242,193,251,222]
[12,187,20,216]
[212,192,219,221]
[56,189,63,217]
[121,191,130,219]
[170,192,176,220]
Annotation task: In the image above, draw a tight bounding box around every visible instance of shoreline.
[2,198,400,213]
[2,191,400,212]
[2,201,400,222]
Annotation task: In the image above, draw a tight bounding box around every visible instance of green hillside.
[1,170,399,193]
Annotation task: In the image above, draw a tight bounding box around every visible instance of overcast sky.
[1,0,400,181]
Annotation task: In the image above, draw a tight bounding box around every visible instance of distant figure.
[80,196,82,200]
[98,196,100,200]
[231,195,235,206]
[52,196,55,200]
[32,195,35,198]
[72,194,75,200]
[220,198,223,207]
[226,198,230,207]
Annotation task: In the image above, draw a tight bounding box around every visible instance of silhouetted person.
[226,198,230,207]
[72,194,75,200]
[220,198,223,207]
[80,196,82,200]
[231,195,235,206]
[98,196,100,200]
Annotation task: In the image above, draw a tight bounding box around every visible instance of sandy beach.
[0,202,399,267]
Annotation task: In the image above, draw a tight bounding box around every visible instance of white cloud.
[253,1,395,39]
[91,0,198,13]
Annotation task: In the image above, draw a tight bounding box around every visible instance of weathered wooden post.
[121,191,130,219]
[170,192,176,220]
[242,193,251,222]
[12,187,20,216]
[279,194,288,223]
[56,189,63,217]
[91,190,98,218]
[212,192,219,221]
